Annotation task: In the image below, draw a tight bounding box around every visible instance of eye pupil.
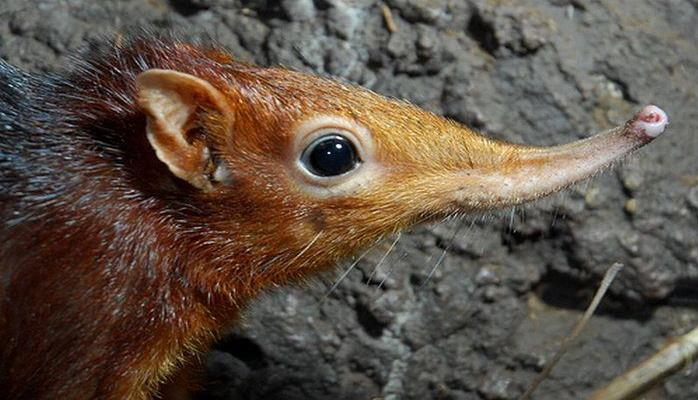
[304,135,360,177]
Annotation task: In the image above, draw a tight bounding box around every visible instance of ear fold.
[136,69,233,191]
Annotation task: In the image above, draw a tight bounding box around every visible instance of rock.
[687,186,698,210]
[3,0,698,398]
[281,0,316,21]
[624,198,638,215]
[326,1,362,40]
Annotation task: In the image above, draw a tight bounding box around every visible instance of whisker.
[325,243,375,297]
[377,261,395,289]
[464,217,477,237]
[551,195,560,228]
[367,232,401,284]
[421,219,466,289]
[284,230,322,272]
[376,236,413,290]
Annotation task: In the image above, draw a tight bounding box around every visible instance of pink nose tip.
[632,105,668,138]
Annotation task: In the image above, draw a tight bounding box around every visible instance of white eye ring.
[290,116,379,197]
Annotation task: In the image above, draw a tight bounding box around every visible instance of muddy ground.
[1,0,697,399]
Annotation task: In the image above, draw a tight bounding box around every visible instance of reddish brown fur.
[0,34,493,400]
[0,33,663,399]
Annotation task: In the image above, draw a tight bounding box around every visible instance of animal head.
[100,37,667,293]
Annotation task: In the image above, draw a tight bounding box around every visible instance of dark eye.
[301,134,361,177]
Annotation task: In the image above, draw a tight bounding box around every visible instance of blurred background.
[1,0,697,398]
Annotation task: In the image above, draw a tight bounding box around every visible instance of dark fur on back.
[0,33,246,222]
[0,31,464,399]
[0,59,32,130]
[0,59,41,198]
[0,33,242,399]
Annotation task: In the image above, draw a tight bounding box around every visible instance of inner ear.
[136,69,233,191]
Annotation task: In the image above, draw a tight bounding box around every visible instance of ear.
[136,69,233,191]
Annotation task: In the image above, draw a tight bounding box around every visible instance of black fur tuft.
[0,59,33,133]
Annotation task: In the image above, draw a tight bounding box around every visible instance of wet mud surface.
[1,0,698,398]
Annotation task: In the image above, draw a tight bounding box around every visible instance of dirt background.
[1,0,698,399]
